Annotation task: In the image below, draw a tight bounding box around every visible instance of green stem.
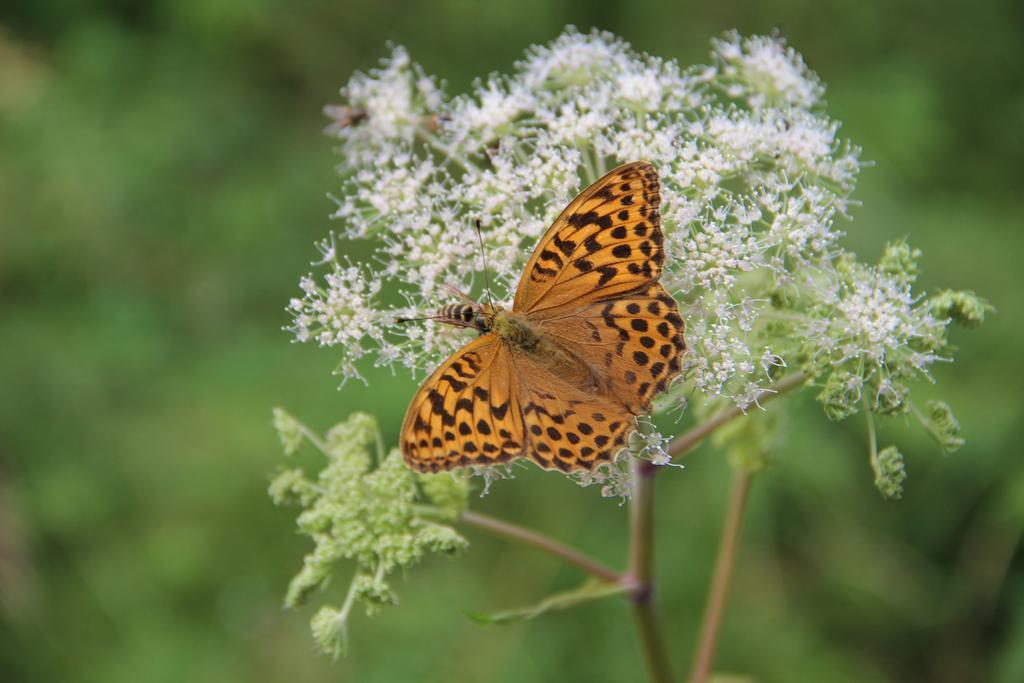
[864,396,877,455]
[581,145,598,185]
[690,469,754,683]
[629,458,657,589]
[633,602,673,683]
[415,126,481,174]
[864,396,881,478]
[298,424,330,454]
[666,371,807,462]
[373,427,387,464]
[452,509,623,585]
[332,572,362,656]
[627,457,675,683]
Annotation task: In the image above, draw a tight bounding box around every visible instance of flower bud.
[873,446,906,500]
[928,290,992,329]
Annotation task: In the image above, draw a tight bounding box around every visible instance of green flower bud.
[268,468,318,507]
[833,250,858,276]
[873,378,909,416]
[928,290,992,329]
[873,446,906,500]
[416,522,471,555]
[353,574,398,616]
[925,400,965,453]
[418,472,470,519]
[310,606,348,660]
[273,407,305,456]
[879,239,922,284]
[324,412,378,468]
[816,371,863,421]
[285,563,324,609]
[295,509,328,537]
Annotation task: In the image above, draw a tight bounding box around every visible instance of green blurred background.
[2,1,1022,681]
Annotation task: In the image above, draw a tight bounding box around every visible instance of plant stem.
[690,469,754,683]
[863,395,883,479]
[415,125,481,174]
[632,601,673,683]
[455,509,623,585]
[629,458,657,591]
[666,371,807,462]
[627,457,674,683]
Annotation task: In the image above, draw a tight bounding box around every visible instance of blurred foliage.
[1,1,1021,681]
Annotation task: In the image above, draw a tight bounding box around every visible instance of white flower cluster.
[288,245,388,382]
[801,245,952,419]
[711,31,825,109]
[289,28,870,411]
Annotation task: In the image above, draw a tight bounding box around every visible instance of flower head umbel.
[270,410,468,658]
[711,31,825,109]
[287,28,986,496]
[802,243,949,419]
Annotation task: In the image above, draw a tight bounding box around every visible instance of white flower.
[711,31,825,109]
[518,27,630,89]
[803,255,950,415]
[447,79,535,152]
[330,47,444,161]
[286,259,387,382]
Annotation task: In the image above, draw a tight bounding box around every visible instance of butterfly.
[400,161,686,473]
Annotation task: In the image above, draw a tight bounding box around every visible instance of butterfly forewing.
[517,160,684,416]
[514,161,663,315]
[401,335,526,472]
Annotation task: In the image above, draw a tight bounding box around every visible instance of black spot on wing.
[596,266,617,287]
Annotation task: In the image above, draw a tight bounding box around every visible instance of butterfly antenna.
[474,218,495,307]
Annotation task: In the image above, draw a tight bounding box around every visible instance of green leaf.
[464,579,628,625]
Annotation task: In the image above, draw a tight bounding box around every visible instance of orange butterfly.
[401,161,686,473]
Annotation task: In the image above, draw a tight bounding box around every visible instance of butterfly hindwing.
[401,335,526,472]
[535,283,686,415]
[514,161,663,315]
[512,353,636,472]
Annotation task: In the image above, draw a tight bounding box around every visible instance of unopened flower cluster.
[270,409,469,658]
[287,28,987,486]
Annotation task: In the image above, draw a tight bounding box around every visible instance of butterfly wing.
[513,161,664,315]
[534,284,686,415]
[510,351,636,472]
[400,335,526,472]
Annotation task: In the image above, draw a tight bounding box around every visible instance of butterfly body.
[488,309,539,350]
[401,162,686,474]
